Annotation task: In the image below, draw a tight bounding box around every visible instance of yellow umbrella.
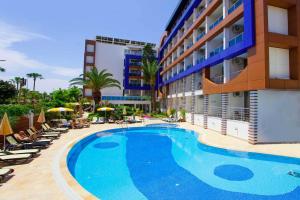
[0,113,13,150]
[97,107,115,111]
[37,109,46,123]
[97,107,115,121]
[47,107,74,112]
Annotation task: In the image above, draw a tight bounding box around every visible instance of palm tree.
[10,77,22,91]
[26,73,43,91]
[0,67,5,72]
[143,60,159,112]
[69,68,121,111]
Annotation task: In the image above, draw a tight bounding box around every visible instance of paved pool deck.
[0,120,299,200]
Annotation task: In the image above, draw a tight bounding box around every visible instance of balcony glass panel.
[228,0,242,15]
[209,16,223,30]
[196,32,205,41]
[229,33,243,47]
[209,45,223,57]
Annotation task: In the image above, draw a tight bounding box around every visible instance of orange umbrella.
[37,109,46,123]
[0,113,13,150]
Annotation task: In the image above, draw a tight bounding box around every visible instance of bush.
[0,80,17,104]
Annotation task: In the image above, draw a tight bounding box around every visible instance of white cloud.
[0,20,81,92]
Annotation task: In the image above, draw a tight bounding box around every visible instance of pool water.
[67,127,300,200]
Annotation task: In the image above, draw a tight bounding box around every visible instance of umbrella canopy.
[47,107,74,112]
[37,109,46,123]
[97,107,115,111]
[0,113,13,150]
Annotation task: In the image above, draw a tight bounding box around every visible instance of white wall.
[95,42,126,96]
[257,90,300,143]
[269,47,290,79]
[227,120,249,141]
[207,117,222,132]
[268,6,288,35]
[186,113,192,123]
[194,114,204,126]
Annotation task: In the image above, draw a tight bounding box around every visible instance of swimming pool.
[67,127,300,200]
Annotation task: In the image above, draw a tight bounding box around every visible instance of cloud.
[0,20,81,92]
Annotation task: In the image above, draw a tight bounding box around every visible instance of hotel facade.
[158,0,300,144]
[83,36,156,111]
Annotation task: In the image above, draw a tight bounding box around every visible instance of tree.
[26,73,43,91]
[0,67,5,72]
[142,45,158,112]
[0,80,17,104]
[142,44,156,66]
[143,61,159,112]
[10,77,22,91]
[67,86,82,102]
[69,68,121,111]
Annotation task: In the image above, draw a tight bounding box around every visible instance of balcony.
[102,96,151,101]
[186,43,193,49]
[210,74,224,84]
[209,16,223,30]
[209,45,223,57]
[227,107,249,122]
[228,0,242,15]
[179,50,184,56]
[196,56,205,64]
[229,33,243,47]
[196,32,205,41]
[196,7,205,19]
[208,106,222,118]
[179,68,184,73]
[186,64,193,70]
[129,62,142,66]
[128,72,142,76]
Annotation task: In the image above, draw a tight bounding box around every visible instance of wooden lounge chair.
[6,135,50,149]
[43,123,68,133]
[31,126,61,136]
[27,129,58,140]
[0,168,14,182]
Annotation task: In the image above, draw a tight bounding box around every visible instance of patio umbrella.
[47,107,74,112]
[97,107,115,120]
[37,109,46,123]
[0,113,13,151]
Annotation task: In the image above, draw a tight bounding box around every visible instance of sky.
[0,0,179,93]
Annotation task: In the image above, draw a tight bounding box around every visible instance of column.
[223,60,231,83]
[248,91,258,144]
[191,73,196,125]
[221,93,228,135]
[204,95,209,129]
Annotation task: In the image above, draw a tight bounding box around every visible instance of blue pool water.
[67,127,300,200]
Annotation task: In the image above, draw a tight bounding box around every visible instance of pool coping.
[57,122,300,199]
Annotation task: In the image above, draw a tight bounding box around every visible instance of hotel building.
[83,36,156,111]
[158,0,300,144]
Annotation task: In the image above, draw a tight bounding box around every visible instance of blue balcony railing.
[209,16,223,30]
[129,62,142,66]
[187,43,193,49]
[186,64,193,70]
[102,96,150,101]
[129,72,142,76]
[229,33,243,47]
[196,32,205,41]
[228,0,242,15]
[196,56,205,64]
[180,50,184,55]
[179,68,184,73]
[209,45,223,57]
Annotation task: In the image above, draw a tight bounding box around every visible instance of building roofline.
[95,35,156,47]
[165,0,187,32]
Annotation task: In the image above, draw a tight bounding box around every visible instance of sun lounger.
[43,123,69,133]
[0,153,32,164]
[1,149,40,155]
[91,117,105,124]
[0,168,14,182]
[27,129,58,140]
[31,126,61,136]
[6,136,50,149]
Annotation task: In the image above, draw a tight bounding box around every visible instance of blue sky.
[0,0,178,92]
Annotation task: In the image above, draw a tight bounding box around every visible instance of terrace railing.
[227,107,250,122]
[196,32,205,41]
[209,45,224,57]
[208,106,222,118]
[209,16,223,30]
[228,0,242,15]
[229,33,243,47]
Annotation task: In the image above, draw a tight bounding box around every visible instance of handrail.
[209,16,223,30]
[229,33,243,47]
